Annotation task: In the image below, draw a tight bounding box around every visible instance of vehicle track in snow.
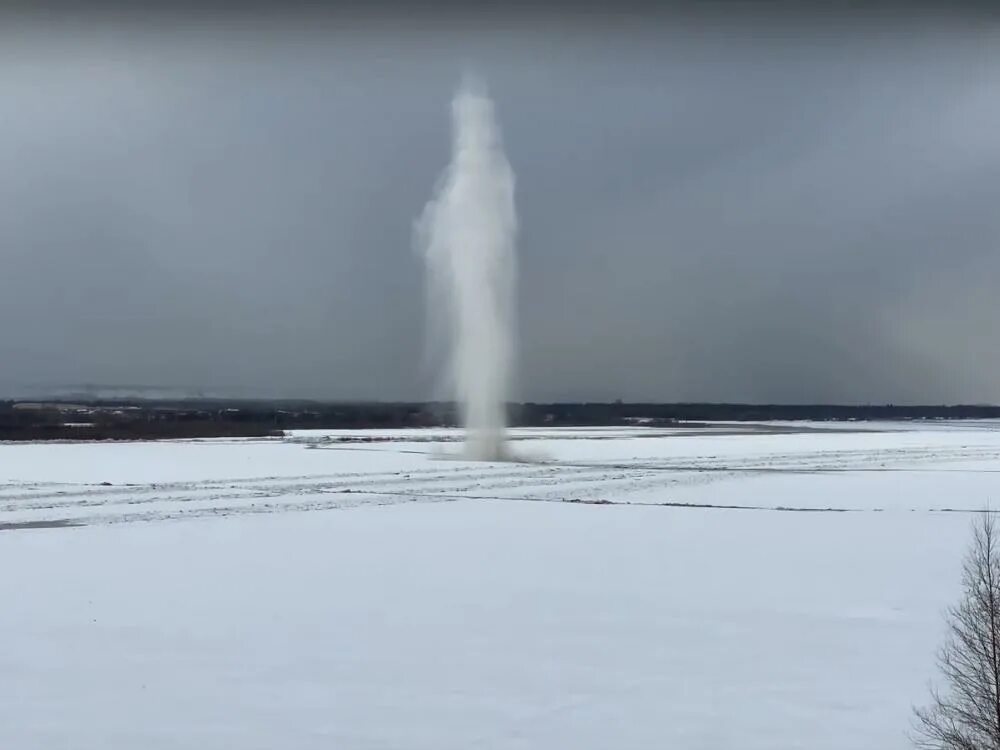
[4,434,1000,529]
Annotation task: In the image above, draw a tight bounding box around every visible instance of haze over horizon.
[1,9,998,405]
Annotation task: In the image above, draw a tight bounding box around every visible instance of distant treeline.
[527,402,1000,424]
[2,399,1000,441]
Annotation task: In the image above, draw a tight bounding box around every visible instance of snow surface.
[3,422,1000,748]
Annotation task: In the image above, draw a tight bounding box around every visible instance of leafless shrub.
[913,512,1000,749]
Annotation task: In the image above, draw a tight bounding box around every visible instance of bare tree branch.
[913,513,1000,750]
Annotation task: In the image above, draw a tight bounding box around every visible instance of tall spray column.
[415,75,517,461]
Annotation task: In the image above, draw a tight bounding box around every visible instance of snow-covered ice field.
[4,421,1000,748]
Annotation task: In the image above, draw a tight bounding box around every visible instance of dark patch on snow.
[0,518,84,531]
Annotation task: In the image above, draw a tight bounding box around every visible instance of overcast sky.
[0,10,998,403]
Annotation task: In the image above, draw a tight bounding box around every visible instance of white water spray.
[416,75,517,461]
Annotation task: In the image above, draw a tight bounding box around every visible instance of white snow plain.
[3,421,1000,748]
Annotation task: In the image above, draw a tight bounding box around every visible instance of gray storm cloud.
[0,17,998,403]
